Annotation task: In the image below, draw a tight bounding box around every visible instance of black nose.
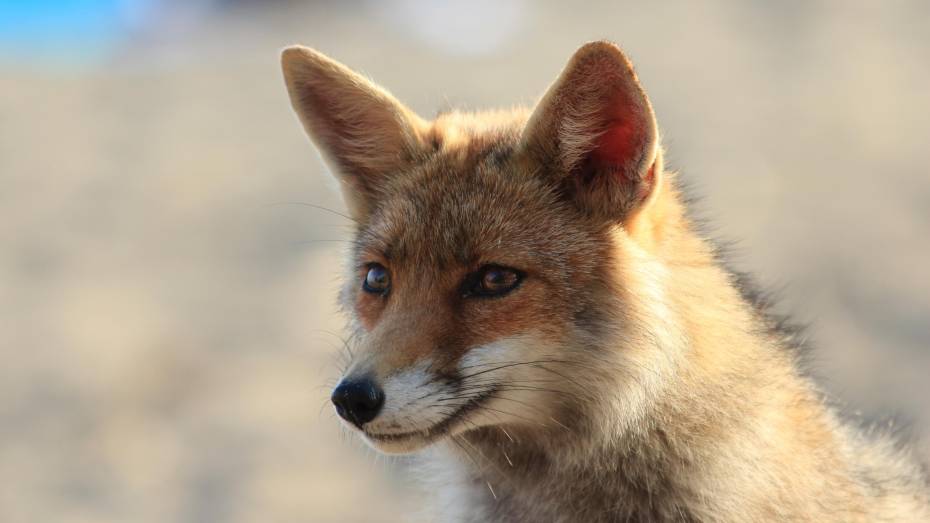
[331,377,384,427]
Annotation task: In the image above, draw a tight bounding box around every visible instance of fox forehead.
[353,120,592,270]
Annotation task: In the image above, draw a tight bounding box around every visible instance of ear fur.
[521,41,661,221]
[281,46,428,220]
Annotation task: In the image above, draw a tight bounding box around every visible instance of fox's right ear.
[281,46,428,220]
[521,41,660,223]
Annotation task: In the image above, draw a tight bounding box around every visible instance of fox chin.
[281,41,930,522]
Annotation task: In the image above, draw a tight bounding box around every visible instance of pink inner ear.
[587,90,647,182]
[590,118,640,175]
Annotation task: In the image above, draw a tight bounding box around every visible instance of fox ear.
[281,46,428,220]
[521,41,660,221]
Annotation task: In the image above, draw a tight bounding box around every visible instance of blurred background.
[1,1,928,521]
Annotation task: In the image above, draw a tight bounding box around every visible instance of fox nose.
[331,377,384,427]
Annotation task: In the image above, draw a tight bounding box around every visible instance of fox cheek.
[353,293,387,332]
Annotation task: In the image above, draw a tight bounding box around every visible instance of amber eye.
[463,265,523,298]
[363,264,390,294]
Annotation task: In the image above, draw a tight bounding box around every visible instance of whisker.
[450,384,572,398]
[486,481,498,500]
[291,239,356,246]
[549,416,571,431]
[265,201,359,225]
[447,357,612,388]
[319,398,334,418]
[500,427,515,444]
[502,449,514,467]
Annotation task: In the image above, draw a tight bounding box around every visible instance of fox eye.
[363,264,390,294]
[463,265,523,298]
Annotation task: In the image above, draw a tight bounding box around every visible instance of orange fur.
[282,41,929,522]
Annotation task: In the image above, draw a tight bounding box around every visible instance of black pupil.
[367,266,387,289]
[484,269,508,288]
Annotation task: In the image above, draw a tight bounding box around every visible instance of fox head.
[282,42,686,454]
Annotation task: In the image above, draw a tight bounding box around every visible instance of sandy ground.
[1,1,928,521]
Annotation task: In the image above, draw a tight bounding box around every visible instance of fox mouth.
[364,385,500,445]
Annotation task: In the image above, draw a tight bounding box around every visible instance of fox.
[280,41,930,522]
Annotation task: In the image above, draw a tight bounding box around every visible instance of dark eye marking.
[363,263,391,295]
[461,265,524,298]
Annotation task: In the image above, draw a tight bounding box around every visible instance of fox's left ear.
[521,41,661,222]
